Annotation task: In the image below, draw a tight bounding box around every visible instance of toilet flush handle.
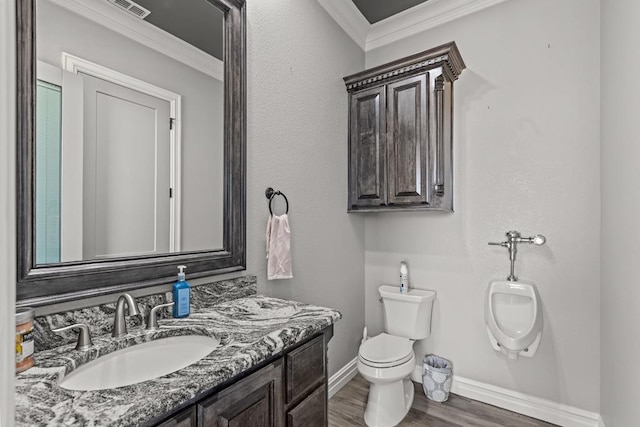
[520,234,546,246]
[488,231,546,281]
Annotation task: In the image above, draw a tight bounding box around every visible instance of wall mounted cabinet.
[344,42,465,212]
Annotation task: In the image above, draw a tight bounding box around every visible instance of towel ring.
[265,187,289,215]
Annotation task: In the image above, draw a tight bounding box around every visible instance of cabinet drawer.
[287,384,327,427]
[286,335,325,404]
[156,406,196,427]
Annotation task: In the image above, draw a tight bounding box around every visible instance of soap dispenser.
[173,265,191,318]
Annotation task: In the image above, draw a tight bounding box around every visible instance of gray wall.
[245,0,365,375]
[0,0,17,423]
[29,0,366,378]
[37,0,224,252]
[601,0,640,424]
[364,0,601,412]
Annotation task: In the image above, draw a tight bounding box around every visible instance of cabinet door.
[349,86,387,209]
[285,335,325,404]
[156,406,197,427]
[387,74,430,205]
[198,360,284,427]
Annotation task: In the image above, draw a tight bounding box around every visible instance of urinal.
[484,280,542,360]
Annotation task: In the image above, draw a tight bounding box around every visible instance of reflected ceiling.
[135,0,224,60]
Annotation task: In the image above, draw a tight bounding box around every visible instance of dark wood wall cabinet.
[147,327,332,427]
[344,42,466,212]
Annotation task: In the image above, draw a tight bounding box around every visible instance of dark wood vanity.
[344,42,465,212]
[151,327,331,427]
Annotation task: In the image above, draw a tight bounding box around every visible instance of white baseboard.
[328,357,358,398]
[327,359,605,427]
[452,376,602,427]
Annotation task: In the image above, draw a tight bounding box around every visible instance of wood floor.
[328,375,558,427]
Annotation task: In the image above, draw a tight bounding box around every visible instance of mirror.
[17,0,246,305]
[36,0,225,263]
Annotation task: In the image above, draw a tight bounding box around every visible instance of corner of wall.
[0,0,17,423]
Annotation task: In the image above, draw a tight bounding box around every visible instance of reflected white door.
[82,74,171,259]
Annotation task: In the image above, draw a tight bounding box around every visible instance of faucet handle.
[52,323,93,352]
[488,241,508,247]
[146,302,175,331]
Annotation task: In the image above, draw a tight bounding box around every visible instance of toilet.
[484,280,542,360]
[358,285,436,427]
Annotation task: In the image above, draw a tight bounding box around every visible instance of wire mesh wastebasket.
[422,354,453,402]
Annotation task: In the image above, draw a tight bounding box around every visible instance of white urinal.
[484,280,542,360]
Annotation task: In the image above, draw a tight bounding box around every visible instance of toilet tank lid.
[379,285,436,303]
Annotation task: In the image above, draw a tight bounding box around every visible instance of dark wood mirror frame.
[16,0,246,306]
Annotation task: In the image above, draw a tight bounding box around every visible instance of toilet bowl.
[484,280,542,360]
[358,333,415,427]
[357,286,436,427]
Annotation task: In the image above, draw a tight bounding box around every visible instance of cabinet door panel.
[349,86,386,209]
[387,74,429,205]
[198,360,283,427]
[287,384,326,427]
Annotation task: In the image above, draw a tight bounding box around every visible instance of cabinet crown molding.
[344,41,465,92]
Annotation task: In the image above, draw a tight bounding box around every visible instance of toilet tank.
[379,285,436,340]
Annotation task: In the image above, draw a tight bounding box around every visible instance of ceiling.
[114,0,495,61]
[351,0,430,24]
[131,0,431,59]
[134,0,224,60]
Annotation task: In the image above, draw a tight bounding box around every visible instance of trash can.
[422,354,453,402]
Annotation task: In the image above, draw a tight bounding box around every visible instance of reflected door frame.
[61,53,183,252]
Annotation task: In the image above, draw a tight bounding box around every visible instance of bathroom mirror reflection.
[34,0,224,265]
[17,0,246,305]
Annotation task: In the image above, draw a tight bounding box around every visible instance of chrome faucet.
[488,231,546,281]
[112,293,141,338]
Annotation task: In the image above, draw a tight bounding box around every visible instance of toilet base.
[411,364,423,383]
[364,377,414,427]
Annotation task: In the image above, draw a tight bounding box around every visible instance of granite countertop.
[15,278,341,426]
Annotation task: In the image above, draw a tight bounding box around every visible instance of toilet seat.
[359,333,413,368]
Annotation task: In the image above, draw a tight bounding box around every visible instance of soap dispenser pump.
[173,265,191,318]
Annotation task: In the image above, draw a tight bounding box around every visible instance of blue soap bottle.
[173,265,190,318]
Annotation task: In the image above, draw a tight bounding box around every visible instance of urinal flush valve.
[488,231,546,281]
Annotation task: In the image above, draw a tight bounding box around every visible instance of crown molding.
[317,0,512,52]
[367,0,511,51]
[47,0,223,81]
[344,41,465,92]
[316,0,369,50]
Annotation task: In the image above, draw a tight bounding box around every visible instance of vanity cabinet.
[148,327,331,427]
[344,42,466,212]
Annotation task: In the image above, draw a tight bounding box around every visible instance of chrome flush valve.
[488,231,546,281]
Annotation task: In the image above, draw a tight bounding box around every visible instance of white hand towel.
[266,214,293,280]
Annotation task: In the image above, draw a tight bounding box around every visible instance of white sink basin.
[58,335,220,391]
